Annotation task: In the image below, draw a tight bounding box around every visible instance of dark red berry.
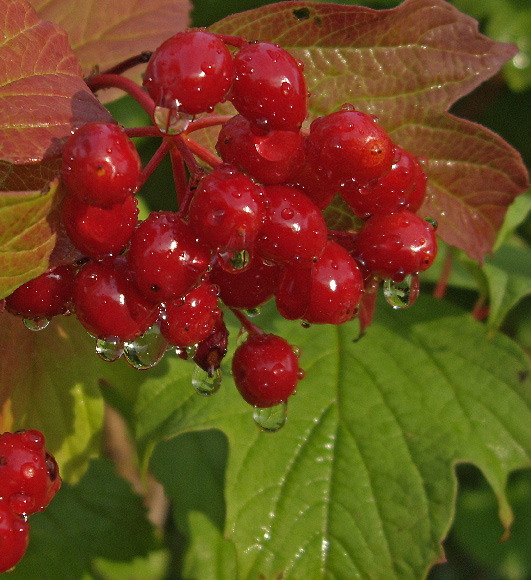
[128,212,211,303]
[143,30,233,115]
[160,281,220,347]
[193,315,228,376]
[0,498,29,573]
[255,185,328,268]
[0,430,61,516]
[62,194,138,257]
[305,108,394,186]
[187,165,266,253]
[5,264,76,319]
[73,256,159,341]
[232,333,302,408]
[62,122,141,207]
[216,115,305,185]
[230,42,308,131]
[352,210,438,282]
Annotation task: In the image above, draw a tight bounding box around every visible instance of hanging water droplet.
[186,344,198,358]
[23,318,50,331]
[244,306,261,318]
[253,401,288,432]
[192,364,222,396]
[123,324,168,369]
[96,338,124,362]
[300,320,311,329]
[383,274,419,309]
[424,216,438,230]
[217,249,251,273]
[292,345,302,358]
[153,105,192,135]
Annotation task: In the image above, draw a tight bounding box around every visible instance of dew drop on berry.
[425,216,438,230]
[253,401,288,432]
[383,274,420,309]
[217,249,251,273]
[123,323,168,369]
[96,338,124,362]
[192,364,222,396]
[153,105,192,135]
[22,318,50,331]
[292,345,302,358]
[300,320,311,329]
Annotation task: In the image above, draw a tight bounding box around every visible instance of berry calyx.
[62,122,141,207]
[232,333,302,408]
[143,30,234,115]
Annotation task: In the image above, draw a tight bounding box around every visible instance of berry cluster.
[3,29,438,430]
[0,430,61,572]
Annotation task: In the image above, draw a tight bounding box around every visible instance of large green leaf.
[96,295,531,580]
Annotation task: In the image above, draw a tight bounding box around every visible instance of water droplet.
[300,320,311,329]
[23,318,50,331]
[253,402,288,432]
[96,338,124,362]
[280,81,292,96]
[425,216,438,230]
[244,306,262,318]
[281,207,295,220]
[217,249,251,273]
[192,364,222,396]
[340,103,355,111]
[153,105,192,135]
[383,274,419,309]
[123,324,168,369]
[292,345,302,358]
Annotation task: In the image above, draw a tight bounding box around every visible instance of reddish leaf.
[209,0,529,261]
[31,0,192,103]
[0,0,111,165]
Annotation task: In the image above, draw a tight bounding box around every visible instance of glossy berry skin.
[255,185,328,268]
[128,212,211,303]
[73,256,159,341]
[5,264,76,319]
[352,210,438,282]
[62,194,138,257]
[0,498,29,573]
[187,165,266,253]
[62,122,141,207]
[0,430,61,516]
[143,30,233,115]
[303,240,364,325]
[232,333,301,408]
[209,254,281,310]
[216,115,305,185]
[160,281,220,347]
[230,42,308,131]
[305,109,394,186]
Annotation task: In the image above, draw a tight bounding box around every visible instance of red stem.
[169,147,189,209]
[230,308,264,336]
[433,249,453,299]
[213,33,247,48]
[182,136,222,169]
[185,115,234,133]
[137,139,172,189]
[124,126,165,139]
[97,52,153,76]
[85,74,155,118]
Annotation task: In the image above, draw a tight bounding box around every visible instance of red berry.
[143,30,233,115]
[216,115,305,185]
[0,498,29,573]
[255,185,328,268]
[352,210,438,282]
[5,264,76,320]
[188,165,266,253]
[62,122,141,207]
[230,42,308,131]
[306,109,394,186]
[160,281,221,347]
[0,430,61,516]
[128,212,212,303]
[73,256,159,341]
[62,194,138,257]
[232,333,302,408]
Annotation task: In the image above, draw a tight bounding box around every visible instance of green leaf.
[101,295,531,580]
[0,311,105,483]
[7,459,161,580]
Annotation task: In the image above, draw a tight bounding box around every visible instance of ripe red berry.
[187,164,266,253]
[305,108,394,186]
[73,256,159,341]
[216,115,305,185]
[62,194,138,257]
[352,210,438,281]
[232,333,302,408]
[0,498,29,573]
[5,264,76,320]
[230,42,308,131]
[62,122,141,207]
[255,185,328,268]
[0,430,61,516]
[143,30,234,115]
[127,212,212,303]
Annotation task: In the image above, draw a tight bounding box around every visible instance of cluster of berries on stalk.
[3,29,438,430]
[0,430,61,572]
